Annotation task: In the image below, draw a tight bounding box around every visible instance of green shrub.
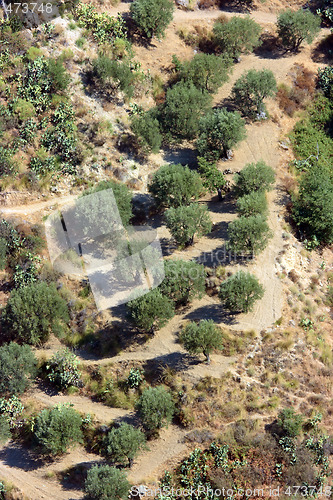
[213,16,261,59]
[228,215,272,255]
[160,259,205,307]
[277,9,321,52]
[179,320,222,363]
[0,343,37,396]
[47,58,71,93]
[161,81,211,139]
[165,203,212,247]
[197,157,226,194]
[75,3,127,44]
[177,53,232,94]
[130,0,174,39]
[148,163,204,209]
[127,288,175,332]
[104,423,146,466]
[234,160,275,196]
[317,66,333,98]
[277,408,303,437]
[197,108,246,160]
[219,271,264,313]
[33,404,83,456]
[137,386,174,434]
[231,69,277,118]
[0,415,11,444]
[46,348,81,390]
[85,465,130,500]
[0,395,24,428]
[131,110,162,153]
[236,191,268,217]
[92,56,137,100]
[13,99,36,121]
[2,282,70,345]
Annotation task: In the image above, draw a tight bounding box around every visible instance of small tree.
[213,16,261,60]
[0,415,11,445]
[159,259,206,307]
[292,165,333,244]
[232,69,277,118]
[2,282,70,345]
[131,110,162,154]
[228,215,272,255]
[104,423,146,467]
[197,157,226,197]
[148,164,204,210]
[46,348,81,390]
[236,191,268,217]
[161,81,211,139]
[85,465,130,500]
[277,9,321,52]
[130,0,174,39]
[178,53,232,94]
[197,109,246,160]
[179,320,222,364]
[33,405,83,456]
[81,180,132,228]
[277,408,303,437]
[0,343,37,396]
[92,56,136,100]
[234,160,275,196]
[165,203,212,247]
[219,271,264,313]
[127,288,175,332]
[137,386,174,435]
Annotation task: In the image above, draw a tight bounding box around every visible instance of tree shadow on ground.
[311,33,333,64]
[253,34,286,60]
[59,460,102,494]
[162,146,197,167]
[143,352,200,378]
[0,443,46,471]
[185,303,237,325]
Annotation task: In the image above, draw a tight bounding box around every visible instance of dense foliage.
[236,191,268,217]
[0,343,37,396]
[179,320,222,364]
[130,0,174,39]
[165,203,212,247]
[148,164,204,209]
[159,259,206,307]
[219,271,264,313]
[213,16,261,59]
[197,109,246,160]
[33,404,83,456]
[46,348,81,390]
[228,215,272,255]
[234,160,275,195]
[85,465,130,500]
[2,282,70,345]
[137,386,174,434]
[277,9,321,51]
[104,423,146,466]
[127,288,175,332]
[232,69,277,118]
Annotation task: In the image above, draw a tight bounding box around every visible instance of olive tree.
[197,157,226,197]
[231,69,277,118]
[104,423,146,467]
[178,53,232,93]
[236,191,268,217]
[197,109,246,160]
[0,343,37,396]
[234,161,275,196]
[137,386,174,435]
[148,163,204,210]
[213,16,261,60]
[277,9,321,52]
[219,271,264,313]
[85,465,130,500]
[228,215,272,255]
[33,405,83,456]
[2,282,70,345]
[160,259,206,307]
[161,81,211,139]
[127,288,175,332]
[165,203,212,247]
[179,320,222,364]
[130,0,174,39]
